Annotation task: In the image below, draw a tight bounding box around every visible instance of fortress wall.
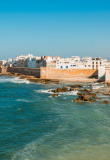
[7,67,40,78]
[40,67,98,79]
[0,66,98,79]
[0,66,8,74]
[105,69,110,83]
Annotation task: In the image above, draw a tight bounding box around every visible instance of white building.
[14,54,35,67]
[56,56,81,69]
[0,60,7,66]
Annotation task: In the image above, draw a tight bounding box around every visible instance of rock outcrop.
[107,83,110,87]
[52,87,69,93]
[74,95,96,103]
[102,100,109,104]
[67,84,83,88]
[52,94,58,97]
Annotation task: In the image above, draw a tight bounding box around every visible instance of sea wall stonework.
[40,67,98,79]
[0,66,8,74]
[8,67,40,78]
[105,69,110,83]
[0,66,98,79]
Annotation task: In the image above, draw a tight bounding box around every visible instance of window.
[66,66,68,69]
[60,66,63,69]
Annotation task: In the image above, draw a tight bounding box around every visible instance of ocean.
[0,76,110,160]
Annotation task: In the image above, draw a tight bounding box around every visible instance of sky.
[0,0,110,60]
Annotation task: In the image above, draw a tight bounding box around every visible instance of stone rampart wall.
[40,67,98,79]
[7,67,40,78]
[105,69,110,83]
[0,66,8,74]
[0,66,98,79]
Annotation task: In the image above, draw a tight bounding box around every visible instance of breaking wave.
[35,89,78,95]
[0,76,30,84]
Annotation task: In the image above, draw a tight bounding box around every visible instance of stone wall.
[105,69,110,83]
[0,66,98,79]
[8,67,40,78]
[40,67,98,79]
[98,66,105,80]
[0,66,8,74]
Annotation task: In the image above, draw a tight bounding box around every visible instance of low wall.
[8,67,40,78]
[40,67,98,79]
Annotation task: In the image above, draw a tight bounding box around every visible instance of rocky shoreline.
[48,84,110,104]
[0,72,110,104]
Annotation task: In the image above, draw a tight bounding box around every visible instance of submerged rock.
[70,88,79,91]
[67,84,83,88]
[50,87,68,93]
[107,83,110,87]
[52,94,58,97]
[78,89,92,93]
[62,87,68,92]
[87,93,97,98]
[96,91,110,95]
[102,100,109,104]
[96,97,102,100]
[77,92,85,96]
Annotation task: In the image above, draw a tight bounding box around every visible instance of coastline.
[0,72,99,83]
[0,72,101,83]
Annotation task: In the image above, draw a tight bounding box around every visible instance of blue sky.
[0,0,110,60]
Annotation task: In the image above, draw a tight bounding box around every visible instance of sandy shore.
[57,77,98,83]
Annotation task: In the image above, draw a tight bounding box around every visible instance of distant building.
[14,54,34,67]
[56,56,80,69]
[0,60,7,66]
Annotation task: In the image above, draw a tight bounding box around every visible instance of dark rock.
[43,81,50,84]
[77,92,85,96]
[70,88,79,91]
[87,93,97,98]
[54,88,63,93]
[67,84,83,88]
[52,94,58,97]
[107,83,110,87]
[50,87,68,93]
[62,87,68,92]
[88,84,93,87]
[78,89,92,93]
[102,100,109,104]
[74,95,96,102]
[96,91,104,94]
[96,97,102,100]
[74,99,80,102]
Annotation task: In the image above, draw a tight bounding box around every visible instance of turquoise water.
[0,76,110,160]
